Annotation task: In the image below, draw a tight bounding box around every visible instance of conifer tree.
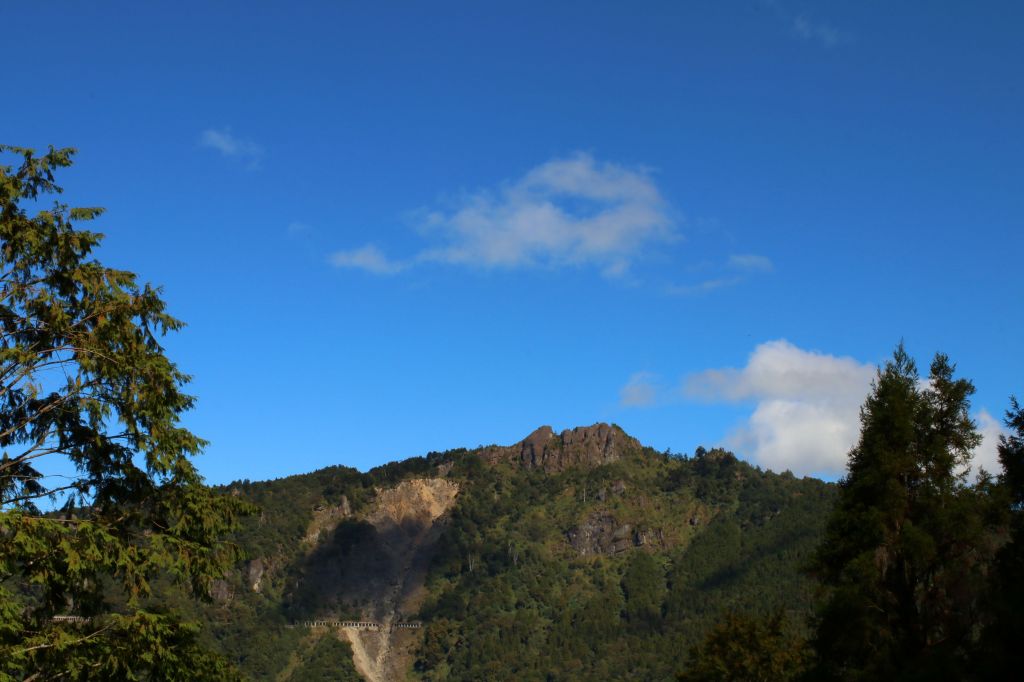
[0,145,248,680]
[976,397,1024,676]
[810,344,986,680]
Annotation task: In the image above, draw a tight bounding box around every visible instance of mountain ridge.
[482,423,641,473]
[173,422,834,680]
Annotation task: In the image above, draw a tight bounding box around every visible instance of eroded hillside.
[178,424,833,681]
[346,479,458,682]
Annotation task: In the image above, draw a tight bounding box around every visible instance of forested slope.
[169,424,834,680]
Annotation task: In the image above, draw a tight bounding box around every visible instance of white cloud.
[329,245,406,275]
[728,254,774,272]
[333,153,676,277]
[971,409,1008,478]
[793,15,847,48]
[199,128,263,167]
[727,399,864,478]
[686,340,875,404]
[620,372,660,407]
[684,340,1006,479]
[685,340,876,477]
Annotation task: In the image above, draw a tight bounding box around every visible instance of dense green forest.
[161,350,1024,681]
[412,444,831,679]
[162,429,834,680]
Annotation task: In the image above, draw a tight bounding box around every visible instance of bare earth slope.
[315,479,458,681]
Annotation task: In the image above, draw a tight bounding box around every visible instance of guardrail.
[291,620,423,630]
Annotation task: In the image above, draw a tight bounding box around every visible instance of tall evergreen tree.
[976,397,1024,676]
[0,145,249,680]
[810,344,986,681]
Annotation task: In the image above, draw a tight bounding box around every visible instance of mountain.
[176,424,835,680]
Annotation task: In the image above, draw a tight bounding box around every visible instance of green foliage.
[414,448,832,680]
[163,437,831,680]
[810,345,993,680]
[132,376,1024,681]
[285,632,362,681]
[622,551,665,628]
[678,611,810,682]
[976,397,1024,677]
[0,145,249,680]
[1,611,243,682]
[229,465,368,565]
[7,359,828,682]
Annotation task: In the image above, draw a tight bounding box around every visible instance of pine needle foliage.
[810,344,989,681]
[976,397,1024,677]
[0,145,250,680]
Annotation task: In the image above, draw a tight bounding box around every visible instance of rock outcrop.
[246,558,266,593]
[367,479,458,533]
[210,578,233,604]
[567,511,666,556]
[484,423,640,473]
[303,495,352,545]
[567,511,631,555]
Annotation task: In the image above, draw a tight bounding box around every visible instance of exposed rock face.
[485,423,640,473]
[567,510,667,556]
[567,512,631,555]
[566,511,664,556]
[246,558,265,593]
[633,527,665,547]
[210,579,233,604]
[367,479,458,532]
[303,494,352,545]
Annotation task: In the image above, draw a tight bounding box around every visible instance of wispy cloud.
[667,253,772,296]
[728,253,774,272]
[331,153,676,277]
[666,276,743,296]
[620,372,661,407]
[329,245,406,275]
[792,15,848,48]
[199,128,263,168]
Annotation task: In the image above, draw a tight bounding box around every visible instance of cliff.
[483,422,641,472]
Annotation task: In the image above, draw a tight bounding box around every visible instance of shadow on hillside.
[284,516,432,622]
[696,522,817,593]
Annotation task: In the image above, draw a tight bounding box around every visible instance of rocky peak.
[485,423,640,473]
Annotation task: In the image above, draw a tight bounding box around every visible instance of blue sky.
[5,1,1021,482]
